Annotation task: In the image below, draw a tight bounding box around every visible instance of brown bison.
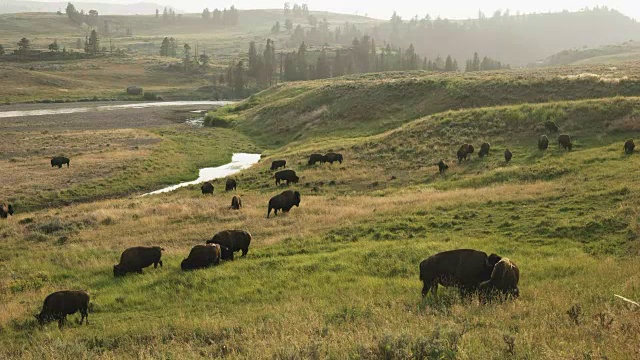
[271,160,287,170]
[51,156,70,168]
[325,152,344,164]
[504,149,513,163]
[201,182,214,195]
[478,143,491,158]
[206,230,252,258]
[225,179,237,192]
[558,134,573,151]
[230,195,242,210]
[113,246,163,277]
[308,153,326,166]
[35,290,89,328]
[275,169,299,186]
[457,144,474,162]
[624,139,635,155]
[0,204,14,219]
[181,244,221,270]
[538,135,549,151]
[479,258,520,302]
[268,190,301,218]
[545,120,559,133]
[437,160,449,174]
[419,249,502,298]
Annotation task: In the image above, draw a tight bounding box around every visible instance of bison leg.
[137,268,143,274]
[58,164,63,169]
[241,248,248,257]
[159,260,163,268]
[58,316,66,329]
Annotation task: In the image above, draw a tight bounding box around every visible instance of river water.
[142,153,262,196]
[0,101,235,118]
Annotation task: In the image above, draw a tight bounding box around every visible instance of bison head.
[485,253,502,269]
[220,246,234,261]
[113,265,126,277]
[293,191,301,207]
[34,313,47,325]
[7,204,14,216]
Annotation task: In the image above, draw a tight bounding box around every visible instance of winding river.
[142,153,262,196]
[0,101,235,118]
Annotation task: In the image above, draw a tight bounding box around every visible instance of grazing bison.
[275,169,299,186]
[0,204,14,219]
[457,144,475,162]
[35,290,89,328]
[230,195,242,210]
[113,246,163,277]
[268,190,301,218]
[206,230,252,257]
[419,249,502,298]
[201,182,214,195]
[51,156,70,168]
[545,120,559,133]
[437,160,449,174]
[624,139,635,155]
[504,149,513,163]
[558,134,573,151]
[271,160,287,170]
[325,152,344,164]
[479,258,520,302]
[308,153,326,166]
[226,179,237,192]
[478,143,491,158]
[181,244,221,271]
[538,135,549,151]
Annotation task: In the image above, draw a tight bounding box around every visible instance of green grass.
[1,69,640,358]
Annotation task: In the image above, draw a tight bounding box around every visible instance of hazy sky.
[58,0,639,20]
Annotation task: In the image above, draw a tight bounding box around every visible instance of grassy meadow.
[1,67,640,358]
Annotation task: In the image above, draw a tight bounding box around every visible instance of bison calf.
[271,160,287,170]
[51,156,70,168]
[35,290,89,328]
[419,249,502,298]
[113,246,164,277]
[479,258,520,302]
[275,169,299,186]
[206,230,252,258]
[181,244,221,270]
[268,190,301,218]
[0,204,14,219]
[230,195,242,210]
[201,182,214,195]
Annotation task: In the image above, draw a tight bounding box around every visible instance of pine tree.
[48,40,60,52]
[285,19,293,31]
[183,43,191,72]
[445,55,454,71]
[17,37,30,54]
[248,41,258,77]
[85,30,99,56]
[160,37,170,56]
[316,50,331,79]
[296,42,308,80]
[233,60,245,97]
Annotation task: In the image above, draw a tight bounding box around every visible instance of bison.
[538,135,549,151]
[275,169,299,186]
[0,204,14,219]
[268,190,301,218]
[181,244,221,271]
[113,246,163,277]
[437,160,449,174]
[51,156,70,168]
[457,144,474,162]
[545,120,559,133]
[504,149,513,163]
[271,160,287,170]
[419,249,502,298]
[624,139,635,155]
[206,230,252,258]
[558,134,573,151]
[478,143,491,158]
[230,195,242,210]
[201,182,214,195]
[479,258,520,302]
[308,153,326,166]
[35,290,89,328]
[325,152,344,164]
[225,179,237,192]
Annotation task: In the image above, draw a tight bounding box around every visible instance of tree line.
[201,6,240,26]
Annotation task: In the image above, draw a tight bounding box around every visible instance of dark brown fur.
[206,230,252,257]
[230,195,242,210]
[275,170,299,186]
[479,258,520,302]
[35,290,89,328]
[51,156,70,168]
[181,244,221,270]
[225,179,237,192]
[0,204,14,219]
[624,139,635,155]
[268,190,301,218]
[538,135,549,150]
[558,134,573,151]
[113,247,163,277]
[201,182,214,195]
[271,160,287,170]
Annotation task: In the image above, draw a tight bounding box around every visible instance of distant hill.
[0,0,167,15]
[533,41,640,66]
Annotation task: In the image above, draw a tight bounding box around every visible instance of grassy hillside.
[536,41,640,66]
[208,66,640,147]
[1,69,640,358]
